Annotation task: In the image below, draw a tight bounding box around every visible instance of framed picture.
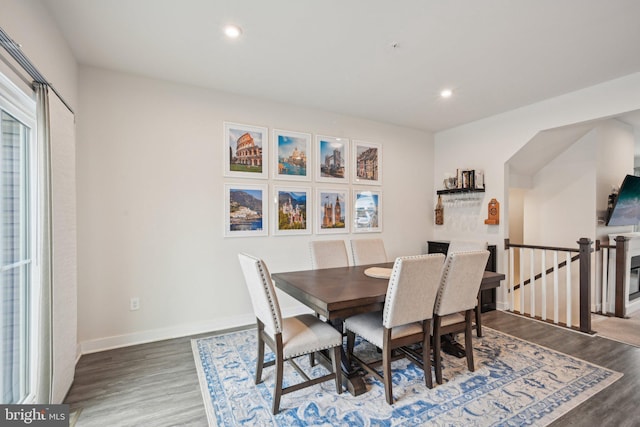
[224,183,268,237]
[224,122,268,179]
[353,189,382,233]
[353,140,382,185]
[273,186,311,235]
[273,129,311,181]
[316,188,349,234]
[316,135,349,183]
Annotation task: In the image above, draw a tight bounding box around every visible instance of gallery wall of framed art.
[223,121,383,237]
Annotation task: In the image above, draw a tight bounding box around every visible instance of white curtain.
[34,82,53,403]
[34,82,77,404]
[48,88,77,405]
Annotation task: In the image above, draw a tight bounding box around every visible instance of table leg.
[329,318,368,396]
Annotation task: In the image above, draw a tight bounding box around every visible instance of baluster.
[601,247,608,315]
[519,248,525,314]
[530,248,535,318]
[553,251,559,324]
[541,250,547,321]
[509,247,515,311]
[566,252,572,328]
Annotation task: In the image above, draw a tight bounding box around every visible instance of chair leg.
[433,315,443,384]
[423,320,433,389]
[475,303,483,337]
[465,310,475,372]
[382,329,393,404]
[330,345,343,394]
[255,321,265,384]
[272,335,284,415]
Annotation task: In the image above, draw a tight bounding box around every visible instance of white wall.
[434,72,640,309]
[76,66,434,352]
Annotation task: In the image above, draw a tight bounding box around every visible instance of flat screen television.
[607,174,640,226]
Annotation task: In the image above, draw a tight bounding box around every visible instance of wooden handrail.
[504,239,579,253]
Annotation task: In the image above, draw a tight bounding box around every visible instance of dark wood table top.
[272,262,505,321]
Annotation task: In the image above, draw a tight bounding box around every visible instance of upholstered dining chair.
[447,239,488,337]
[350,238,388,266]
[238,253,343,414]
[432,250,489,385]
[344,253,445,404]
[309,239,349,269]
[446,239,487,255]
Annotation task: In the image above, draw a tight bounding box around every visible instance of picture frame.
[273,186,311,235]
[316,188,349,234]
[224,122,268,179]
[316,135,349,183]
[353,189,382,233]
[224,183,268,237]
[273,129,311,181]
[353,140,382,185]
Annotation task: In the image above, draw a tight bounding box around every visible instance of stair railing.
[504,238,593,333]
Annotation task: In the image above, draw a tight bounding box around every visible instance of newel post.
[577,238,592,333]
[614,236,628,318]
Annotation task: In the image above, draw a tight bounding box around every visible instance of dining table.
[271,261,505,396]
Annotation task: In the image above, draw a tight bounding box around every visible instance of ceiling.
[41,0,640,132]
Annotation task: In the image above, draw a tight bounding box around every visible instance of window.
[0,74,37,404]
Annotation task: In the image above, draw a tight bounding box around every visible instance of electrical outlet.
[130,297,140,311]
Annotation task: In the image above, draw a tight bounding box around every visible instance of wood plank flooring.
[64,311,640,426]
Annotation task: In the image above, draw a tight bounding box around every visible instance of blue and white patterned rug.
[192,327,621,426]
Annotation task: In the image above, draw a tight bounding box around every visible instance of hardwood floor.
[65,312,639,426]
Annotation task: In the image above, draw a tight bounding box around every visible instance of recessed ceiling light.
[440,89,453,99]
[224,24,242,39]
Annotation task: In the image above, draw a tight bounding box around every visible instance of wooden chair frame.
[255,319,342,414]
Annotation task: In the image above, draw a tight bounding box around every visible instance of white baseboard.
[78,305,313,355]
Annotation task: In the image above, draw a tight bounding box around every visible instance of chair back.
[238,253,283,335]
[447,240,487,254]
[382,254,445,329]
[435,250,489,316]
[351,238,387,266]
[309,240,349,269]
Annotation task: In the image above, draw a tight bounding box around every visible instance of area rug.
[192,327,622,426]
[592,311,640,347]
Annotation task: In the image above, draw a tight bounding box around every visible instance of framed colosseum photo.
[224,122,268,179]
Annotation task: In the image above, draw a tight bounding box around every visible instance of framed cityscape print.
[224,183,268,237]
[273,186,311,235]
[353,140,382,185]
[316,135,349,183]
[316,188,349,234]
[353,189,382,233]
[224,122,268,179]
[273,129,311,181]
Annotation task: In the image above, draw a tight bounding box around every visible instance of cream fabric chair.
[238,253,343,414]
[309,240,349,269]
[350,238,388,266]
[447,239,488,337]
[432,250,489,384]
[344,253,445,404]
[446,239,487,254]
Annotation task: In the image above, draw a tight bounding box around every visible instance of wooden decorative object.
[435,195,444,225]
[484,198,499,225]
